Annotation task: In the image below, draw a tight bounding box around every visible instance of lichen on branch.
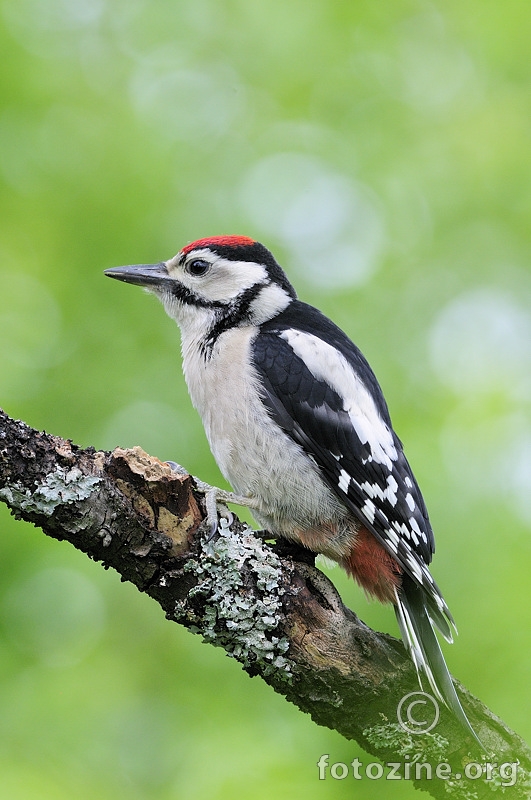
[0,408,529,800]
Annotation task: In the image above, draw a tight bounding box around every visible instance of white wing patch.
[384,525,400,549]
[279,329,398,468]
[361,499,376,524]
[409,516,425,542]
[338,468,351,493]
[360,474,399,506]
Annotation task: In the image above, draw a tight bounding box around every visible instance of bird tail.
[395,575,483,749]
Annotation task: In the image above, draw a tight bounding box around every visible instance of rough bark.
[0,408,529,798]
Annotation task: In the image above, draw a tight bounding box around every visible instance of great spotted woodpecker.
[105,234,480,745]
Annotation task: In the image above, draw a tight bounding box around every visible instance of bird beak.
[104,262,170,288]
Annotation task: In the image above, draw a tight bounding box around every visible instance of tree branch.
[0,408,529,797]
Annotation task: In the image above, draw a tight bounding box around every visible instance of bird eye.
[186,258,211,277]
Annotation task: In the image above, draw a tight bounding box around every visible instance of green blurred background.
[1,1,530,798]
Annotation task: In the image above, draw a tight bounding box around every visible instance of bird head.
[105,235,297,332]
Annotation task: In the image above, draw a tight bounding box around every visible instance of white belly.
[181,326,346,537]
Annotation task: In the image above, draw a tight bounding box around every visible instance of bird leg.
[165,462,260,539]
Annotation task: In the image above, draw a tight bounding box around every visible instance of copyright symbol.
[397,691,440,734]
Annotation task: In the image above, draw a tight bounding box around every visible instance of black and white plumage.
[105,235,480,745]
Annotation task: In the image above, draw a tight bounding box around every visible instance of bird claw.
[201,486,234,541]
[165,460,188,477]
[205,508,234,541]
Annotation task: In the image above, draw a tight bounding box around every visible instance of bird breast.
[180,325,348,543]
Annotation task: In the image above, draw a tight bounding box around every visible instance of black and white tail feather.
[395,576,482,747]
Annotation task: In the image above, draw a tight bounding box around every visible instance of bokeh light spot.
[429,288,531,400]
[239,153,385,288]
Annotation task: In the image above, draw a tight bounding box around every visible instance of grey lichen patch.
[175,517,293,680]
[435,765,524,798]
[0,466,101,516]
[363,721,449,761]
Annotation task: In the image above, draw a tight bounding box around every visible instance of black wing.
[253,301,453,634]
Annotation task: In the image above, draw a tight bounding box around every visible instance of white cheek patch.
[207,259,268,302]
[169,250,270,304]
[279,330,398,469]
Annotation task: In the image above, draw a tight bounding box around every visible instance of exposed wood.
[0,408,528,798]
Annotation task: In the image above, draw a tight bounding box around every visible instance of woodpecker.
[105,235,480,745]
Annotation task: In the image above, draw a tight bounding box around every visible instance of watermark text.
[316,755,518,786]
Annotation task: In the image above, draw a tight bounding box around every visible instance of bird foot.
[165,462,258,540]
